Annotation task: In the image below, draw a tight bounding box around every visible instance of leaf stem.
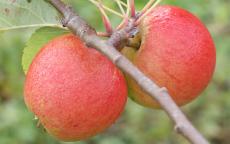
[0,24,65,31]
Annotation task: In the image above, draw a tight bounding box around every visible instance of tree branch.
[48,0,210,144]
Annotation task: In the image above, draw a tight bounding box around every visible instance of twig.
[97,31,110,37]
[48,0,210,144]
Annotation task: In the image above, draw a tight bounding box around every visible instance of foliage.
[0,0,60,31]
[0,0,230,144]
[22,26,68,73]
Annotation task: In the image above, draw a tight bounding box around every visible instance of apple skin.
[122,5,216,108]
[24,34,127,141]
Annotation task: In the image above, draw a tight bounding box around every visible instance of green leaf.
[0,0,61,31]
[22,26,69,74]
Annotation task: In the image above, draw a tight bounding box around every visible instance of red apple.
[122,5,216,108]
[24,34,127,141]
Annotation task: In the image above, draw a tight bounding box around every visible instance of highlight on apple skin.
[122,5,216,108]
[24,34,127,141]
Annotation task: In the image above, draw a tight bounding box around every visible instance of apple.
[24,34,127,141]
[122,5,216,108]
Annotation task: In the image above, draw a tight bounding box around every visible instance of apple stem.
[88,0,124,18]
[116,16,129,30]
[116,0,131,30]
[135,0,161,25]
[140,0,156,16]
[113,0,128,8]
[115,0,126,15]
[129,0,136,18]
[97,0,113,35]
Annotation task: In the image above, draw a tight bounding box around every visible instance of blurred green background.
[0,0,230,144]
